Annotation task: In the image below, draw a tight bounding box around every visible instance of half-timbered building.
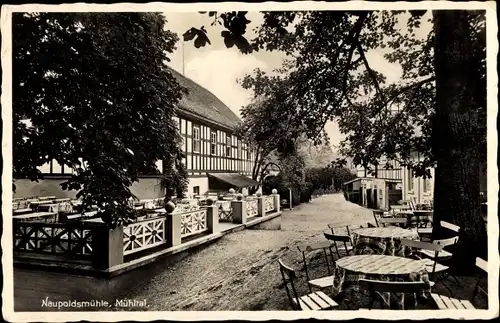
[13,70,259,199]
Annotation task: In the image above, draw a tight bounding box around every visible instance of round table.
[352,227,420,256]
[332,255,430,309]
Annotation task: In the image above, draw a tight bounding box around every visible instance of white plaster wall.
[186,176,209,197]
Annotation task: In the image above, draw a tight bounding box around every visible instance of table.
[13,212,58,222]
[352,227,420,256]
[332,255,431,309]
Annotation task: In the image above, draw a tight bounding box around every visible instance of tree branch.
[356,40,386,104]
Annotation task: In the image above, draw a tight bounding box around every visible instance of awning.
[207,173,260,188]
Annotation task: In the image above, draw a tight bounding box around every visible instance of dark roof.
[169,68,241,131]
[208,172,260,188]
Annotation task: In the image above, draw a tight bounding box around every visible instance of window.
[407,168,414,191]
[193,126,200,153]
[210,131,217,155]
[193,186,200,196]
[423,178,427,192]
[226,135,231,157]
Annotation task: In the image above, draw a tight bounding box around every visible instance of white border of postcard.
[1,1,498,321]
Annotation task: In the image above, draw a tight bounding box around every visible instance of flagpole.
[182,41,185,76]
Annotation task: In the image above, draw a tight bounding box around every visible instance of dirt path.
[116,193,374,311]
[14,193,374,311]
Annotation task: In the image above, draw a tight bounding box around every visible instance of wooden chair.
[324,232,353,259]
[378,217,409,228]
[297,241,335,292]
[409,211,433,241]
[472,257,488,306]
[359,279,429,310]
[328,222,374,246]
[278,259,338,311]
[372,210,385,227]
[418,236,458,260]
[400,239,452,294]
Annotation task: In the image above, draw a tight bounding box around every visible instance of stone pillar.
[231,199,247,224]
[272,189,281,213]
[91,224,124,270]
[256,196,265,217]
[166,212,182,247]
[204,204,219,234]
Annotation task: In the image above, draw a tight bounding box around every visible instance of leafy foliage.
[185,10,488,263]
[13,13,187,227]
[185,11,486,177]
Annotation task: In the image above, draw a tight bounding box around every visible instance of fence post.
[166,212,182,247]
[91,224,124,270]
[231,196,247,224]
[256,194,265,217]
[204,204,219,234]
[272,189,281,213]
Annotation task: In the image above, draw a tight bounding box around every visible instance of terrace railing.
[264,195,275,213]
[13,222,93,259]
[180,209,209,239]
[123,216,167,256]
[217,200,233,222]
[246,199,259,217]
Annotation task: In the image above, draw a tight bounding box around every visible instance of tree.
[13,13,188,227]
[184,10,488,265]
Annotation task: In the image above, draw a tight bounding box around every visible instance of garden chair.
[408,211,433,241]
[323,232,353,259]
[472,257,488,307]
[297,241,336,292]
[419,234,461,288]
[372,210,385,227]
[359,279,429,310]
[400,239,453,296]
[328,222,374,246]
[326,224,354,254]
[278,259,338,311]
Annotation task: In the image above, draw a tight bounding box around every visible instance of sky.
[162,11,431,151]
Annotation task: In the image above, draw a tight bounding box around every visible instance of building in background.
[343,153,435,209]
[13,69,259,200]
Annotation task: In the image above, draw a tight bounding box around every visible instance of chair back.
[359,279,428,293]
[324,232,352,258]
[327,223,348,235]
[476,257,488,273]
[434,236,459,248]
[401,239,443,276]
[440,221,461,233]
[359,279,428,309]
[409,211,433,228]
[346,222,374,244]
[372,210,384,227]
[297,241,335,282]
[378,217,408,227]
[278,259,301,310]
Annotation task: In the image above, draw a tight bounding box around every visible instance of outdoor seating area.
[277,209,489,311]
[12,190,282,275]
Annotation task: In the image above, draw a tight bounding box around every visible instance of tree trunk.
[431,10,487,270]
